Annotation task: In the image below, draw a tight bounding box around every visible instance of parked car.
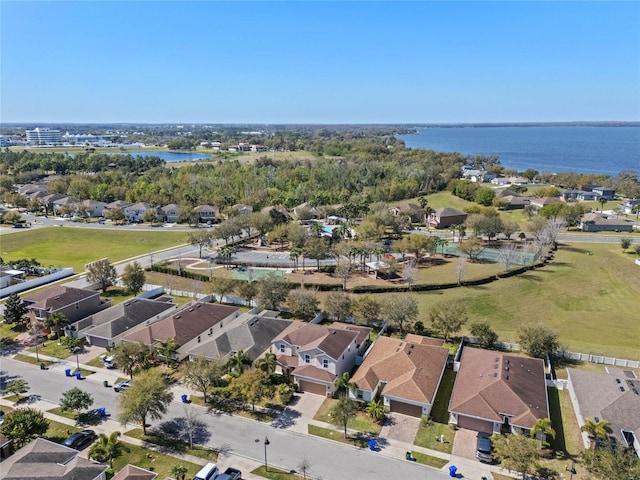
[23,334,47,346]
[62,429,97,450]
[0,409,5,425]
[476,432,493,463]
[217,467,242,480]
[113,380,130,392]
[193,463,218,480]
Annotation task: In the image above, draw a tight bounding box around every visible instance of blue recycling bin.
[65,368,72,377]
[449,465,457,477]
[98,407,106,417]
[75,371,82,380]
[181,394,189,403]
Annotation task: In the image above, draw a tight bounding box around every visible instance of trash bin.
[65,368,72,377]
[75,371,82,380]
[449,465,457,477]
[98,407,106,417]
[103,380,109,387]
[40,363,45,370]
[405,451,412,460]
[181,394,189,403]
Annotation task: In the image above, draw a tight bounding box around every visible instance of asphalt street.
[0,357,453,480]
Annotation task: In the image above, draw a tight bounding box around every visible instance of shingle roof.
[273,322,364,361]
[449,347,548,429]
[121,302,238,346]
[435,207,467,217]
[23,286,99,311]
[0,437,107,480]
[112,465,158,480]
[567,368,640,447]
[352,336,448,405]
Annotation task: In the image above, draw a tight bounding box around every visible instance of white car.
[113,381,130,392]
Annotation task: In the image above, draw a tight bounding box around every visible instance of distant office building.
[26,127,62,145]
[0,136,11,147]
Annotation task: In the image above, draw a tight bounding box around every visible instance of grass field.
[0,227,188,272]
[400,242,640,359]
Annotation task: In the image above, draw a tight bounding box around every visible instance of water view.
[107,150,213,163]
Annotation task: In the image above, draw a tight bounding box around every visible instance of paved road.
[1,357,453,480]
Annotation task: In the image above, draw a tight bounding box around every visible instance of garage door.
[457,415,494,433]
[389,400,423,417]
[298,380,327,396]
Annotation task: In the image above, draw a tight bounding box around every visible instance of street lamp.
[264,436,270,472]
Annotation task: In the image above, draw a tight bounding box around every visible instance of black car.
[62,429,97,450]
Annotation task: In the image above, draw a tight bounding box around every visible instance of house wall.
[581,223,633,232]
[29,294,110,325]
[452,413,496,434]
[436,214,467,228]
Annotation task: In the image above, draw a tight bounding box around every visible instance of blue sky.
[2,1,639,123]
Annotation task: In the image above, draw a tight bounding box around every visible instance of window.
[279,344,285,353]
[323,359,328,368]
[304,354,310,364]
[197,336,201,343]
[357,390,363,399]
[75,303,79,310]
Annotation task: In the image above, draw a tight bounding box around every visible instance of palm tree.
[333,372,355,397]
[44,312,69,340]
[255,352,277,375]
[449,224,458,241]
[88,431,129,468]
[170,464,188,480]
[365,400,386,423]
[289,247,302,271]
[581,418,612,448]
[155,337,179,365]
[218,246,235,269]
[531,417,556,449]
[598,196,607,212]
[227,349,251,374]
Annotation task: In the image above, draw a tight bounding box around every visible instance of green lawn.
[251,465,304,479]
[111,441,204,480]
[0,227,188,272]
[410,451,449,469]
[47,407,103,426]
[399,242,640,360]
[29,341,75,359]
[313,398,382,435]
[307,424,371,448]
[414,369,457,453]
[13,353,55,367]
[44,418,81,444]
[124,428,218,462]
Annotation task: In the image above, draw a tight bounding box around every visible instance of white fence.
[0,268,74,298]
[557,350,640,369]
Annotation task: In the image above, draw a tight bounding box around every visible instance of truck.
[216,467,242,480]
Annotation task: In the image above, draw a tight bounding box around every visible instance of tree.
[142,208,159,224]
[621,237,632,251]
[118,371,173,435]
[333,372,355,396]
[287,288,319,320]
[517,323,560,359]
[455,257,467,286]
[475,188,496,206]
[229,369,275,412]
[324,291,352,322]
[365,400,386,423]
[458,238,485,262]
[43,312,69,339]
[2,292,27,325]
[470,321,498,348]
[582,445,640,479]
[113,341,150,379]
[498,242,520,271]
[255,352,277,375]
[227,349,251,374]
[170,464,189,480]
[353,295,381,326]
[0,407,49,448]
[334,258,353,291]
[88,431,129,468]
[86,259,117,293]
[331,394,357,438]
[256,273,290,310]
[104,207,126,224]
[236,280,258,303]
[403,258,417,290]
[531,417,556,449]
[386,294,418,335]
[188,230,214,258]
[297,456,312,480]
[217,246,235,269]
[5,379,30,401]
[60,387,94,420]
[211,277,236,302]
[155,337,179,365]
[304,237,329,271]
[122,261,145,295]
[491,433,539,480]
[180,356,226,403]
[429,300,468,342]
[598,196,607,212]
[581,418,613,448]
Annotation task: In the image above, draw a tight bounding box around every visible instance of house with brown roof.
[429,207,467,229]
[120,301,240,360]
[529,196,563,212]
[0,437,107,480]
[351,335,449,417]
[389,203,422,223]
[448,347,549,434]
[193,204,219,223]
[112,465,157,480]
[567,367,640,456]
[272,322,372,396]
[23,285,111,328]
[579,212,634,232]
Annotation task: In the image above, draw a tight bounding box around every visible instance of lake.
[397,126,640,177]
[108,151,213,162]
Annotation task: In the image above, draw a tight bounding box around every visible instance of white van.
[193,463,218,480]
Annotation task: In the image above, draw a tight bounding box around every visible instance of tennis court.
[441,243,536,265]
[232,267,286,281]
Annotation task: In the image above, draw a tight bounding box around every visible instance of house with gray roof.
[72,297,177,348]
[0,437,107,480]
[567,367,640,456]
[579,212,634,232]
[188,309,292,362]
[429,207,467,229]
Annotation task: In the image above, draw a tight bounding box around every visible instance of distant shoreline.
[408,121,640,129]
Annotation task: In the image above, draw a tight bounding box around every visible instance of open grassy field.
[400,242,640,359]
[0,227,188,272]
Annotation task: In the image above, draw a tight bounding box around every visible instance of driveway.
[271,393,324,430]
[380,413,421,444]
[451,428,478,460]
